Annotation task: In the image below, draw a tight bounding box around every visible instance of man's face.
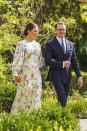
[55,24,66,39]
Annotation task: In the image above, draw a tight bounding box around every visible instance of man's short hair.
[55,22,66,30]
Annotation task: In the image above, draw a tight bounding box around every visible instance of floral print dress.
[11,39,44,113]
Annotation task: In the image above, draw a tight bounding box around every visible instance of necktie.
[61,39,65,52]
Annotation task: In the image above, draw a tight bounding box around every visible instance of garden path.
[80,119,87,131]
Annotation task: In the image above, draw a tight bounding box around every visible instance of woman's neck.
[25,36,34,42]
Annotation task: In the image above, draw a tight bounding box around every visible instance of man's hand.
[64,61,71,68]
[14,76,21,83]
[51,58,55,62]
[78,77,83,88]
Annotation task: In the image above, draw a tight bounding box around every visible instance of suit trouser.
[52,78,70,107]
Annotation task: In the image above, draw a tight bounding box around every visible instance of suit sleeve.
[71,45,81,78]
[45,42,63,69]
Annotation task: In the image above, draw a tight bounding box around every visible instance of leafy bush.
[0,97,80,131]
[67,91,87,119]
[69,72,87,96]
[78,40,87,69]
[42,70,87,97]
[0,69,87,114]
[0,63,17,113]
[0,81,17,113]
[42,70,87,119]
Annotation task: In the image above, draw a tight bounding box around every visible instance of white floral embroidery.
[11,39,44,113]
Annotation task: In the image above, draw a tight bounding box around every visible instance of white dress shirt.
[56,36,66,53]
[56,36,66,68]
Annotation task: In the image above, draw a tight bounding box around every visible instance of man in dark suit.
[45,22,83,107]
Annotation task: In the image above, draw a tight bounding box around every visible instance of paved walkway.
[80,119,87,131]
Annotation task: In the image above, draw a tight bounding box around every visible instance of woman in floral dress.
[11,23,44,113]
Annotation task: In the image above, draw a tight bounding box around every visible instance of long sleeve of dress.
[12,42,25,76]
[38,45,45,68]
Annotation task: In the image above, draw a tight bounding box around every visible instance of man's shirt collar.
[56,36,65,45]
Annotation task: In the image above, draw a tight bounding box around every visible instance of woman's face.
[28,26,39,40]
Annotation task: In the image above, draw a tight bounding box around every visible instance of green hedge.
[67,91,87,119]
[42,70,87,96]
[0,70,87,130]
[0,82,17,113]
[0,70,87,114]
[0,97,80,131]
[69,72,87,96]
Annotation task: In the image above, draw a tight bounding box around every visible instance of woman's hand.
[14,76,21,83]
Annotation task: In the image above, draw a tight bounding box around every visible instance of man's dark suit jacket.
[45,37,81,84]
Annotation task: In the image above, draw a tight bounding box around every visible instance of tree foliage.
[0,0,87,88]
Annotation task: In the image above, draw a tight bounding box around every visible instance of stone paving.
[80,119,87,131]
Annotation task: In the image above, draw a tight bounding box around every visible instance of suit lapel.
[65,39,71,54]
[54,37,64,54]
